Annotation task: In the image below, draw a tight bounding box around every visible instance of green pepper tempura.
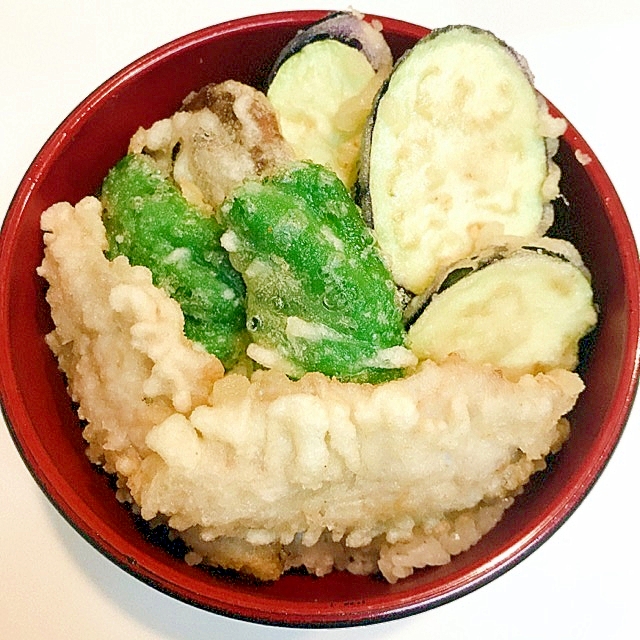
[101,153,248,368]
[219,162,415,382]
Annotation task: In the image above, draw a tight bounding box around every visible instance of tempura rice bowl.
[1,11,638,627]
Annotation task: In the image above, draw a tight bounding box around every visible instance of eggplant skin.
[266,11,393,84]
[358,25,566,295]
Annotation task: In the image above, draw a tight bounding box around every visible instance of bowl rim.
[1,9,639,628]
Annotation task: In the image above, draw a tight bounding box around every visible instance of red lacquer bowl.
[1,11,638,628]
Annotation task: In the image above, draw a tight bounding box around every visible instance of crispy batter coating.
[38,197,583,582]
[129,80,295,210]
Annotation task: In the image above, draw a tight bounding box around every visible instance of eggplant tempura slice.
[358,25,567,295]
[406,238,597,380]
[267,10,393,189]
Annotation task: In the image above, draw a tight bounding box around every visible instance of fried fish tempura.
[38,196,584,582]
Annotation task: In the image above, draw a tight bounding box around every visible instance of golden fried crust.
[180,530,285,582]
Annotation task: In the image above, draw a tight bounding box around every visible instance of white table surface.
[1,1,638,638]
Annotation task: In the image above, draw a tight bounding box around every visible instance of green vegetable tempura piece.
[101,153,247,368]
[219,162,415,382]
